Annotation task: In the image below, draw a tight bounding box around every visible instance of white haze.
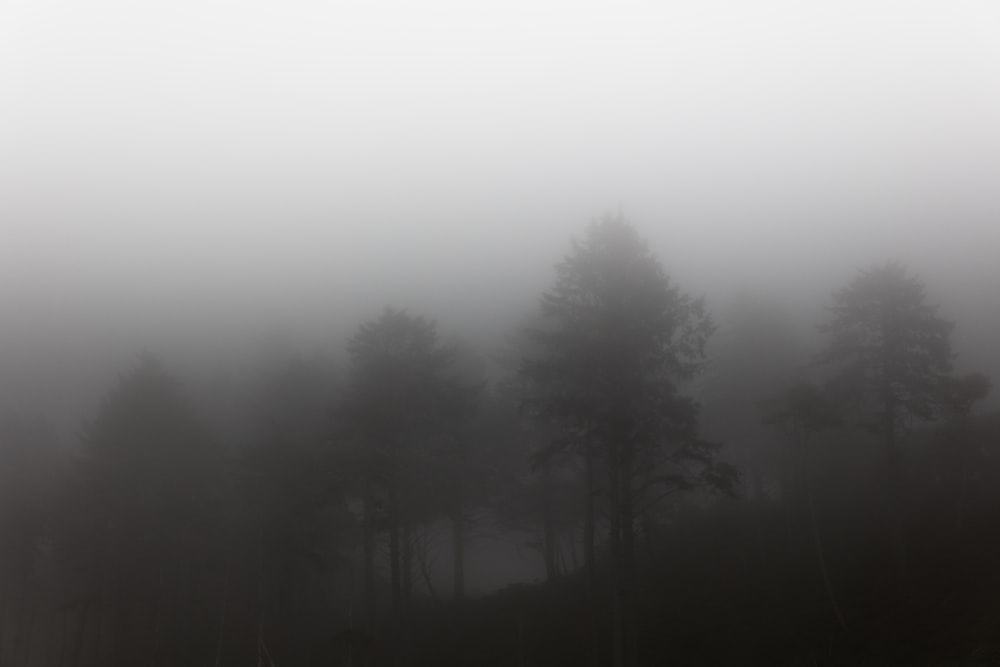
[2,0,999,431]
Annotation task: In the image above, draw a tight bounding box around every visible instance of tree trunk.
[452,509,465,603]
[388,484,403,666]
[402,518,412,614]
[884,409,908,580]
[807,493,848,631]
[257,525,265,667]
[796,431,847,632]
[98,558,113,667]
[415,523,440,602]
[362,483,377,625]
[0,602,6,665]
[13,580,30,666]
[881,307,908,582]
[619,438,637,667]
[541,460,558,582]
[149,567,162,667]
[608,443,624,667]
[584,442,599,667]
[214,562,229,667]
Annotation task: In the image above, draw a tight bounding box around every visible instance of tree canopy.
[820,261,954,436]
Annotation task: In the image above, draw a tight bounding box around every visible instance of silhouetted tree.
[819,262,954,577]
[763,382,847,630]
[239,355,348,666]
[0,414,61,665]
[421,342,487,604]
[494,329,589,585]
[340,308,475,662]
[63,354,227,666]
[521,213,736,667]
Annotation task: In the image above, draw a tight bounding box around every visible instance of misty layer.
[1,214,996,666]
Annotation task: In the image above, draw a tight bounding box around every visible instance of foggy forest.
[3,2,1000,666]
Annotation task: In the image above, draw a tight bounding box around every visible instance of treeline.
[0,213,997,666]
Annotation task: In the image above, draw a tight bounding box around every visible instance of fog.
[5,2,999,336]
[2,2,1000,665]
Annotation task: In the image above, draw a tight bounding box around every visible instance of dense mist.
[2,2,1000,665]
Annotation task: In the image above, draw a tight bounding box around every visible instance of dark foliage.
[0,230,995,667]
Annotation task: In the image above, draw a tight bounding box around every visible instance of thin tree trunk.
[452,509,465,602]
[402,518,412,614]
[608,443,624,667]
[98,568,111,667]
[556,540,568,577]
[0,603,7,666]
[362,485,377,626]
[388,485,402,620]
[620,438,637,667]
[881,314,908,582]
[388,482,403,667]
[150,566,162,667]
[14,582,30,666]
[541,460,557,582]
[214,563,229,667]
[885,412,908,580]
[400,513,413,667]
[517,614,526,667]
[258,524,266,667]
[808,494,848,631]
[801,434,848,632]
[584,442,599,667]
[415,524,440,602]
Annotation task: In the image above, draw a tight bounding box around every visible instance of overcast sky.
[2,1,999,423]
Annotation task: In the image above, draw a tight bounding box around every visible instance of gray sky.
[2,1,1000,424]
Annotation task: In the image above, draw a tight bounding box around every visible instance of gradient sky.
[2,1,999,424]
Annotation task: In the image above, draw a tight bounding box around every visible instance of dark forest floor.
[397,500,1000,667]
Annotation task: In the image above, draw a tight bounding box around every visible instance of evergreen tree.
[819,262,954,576]
[521,213,735,667]
[64,354,227,666]
[340,308,476,662]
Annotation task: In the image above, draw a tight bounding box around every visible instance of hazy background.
[2,0,999,436]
